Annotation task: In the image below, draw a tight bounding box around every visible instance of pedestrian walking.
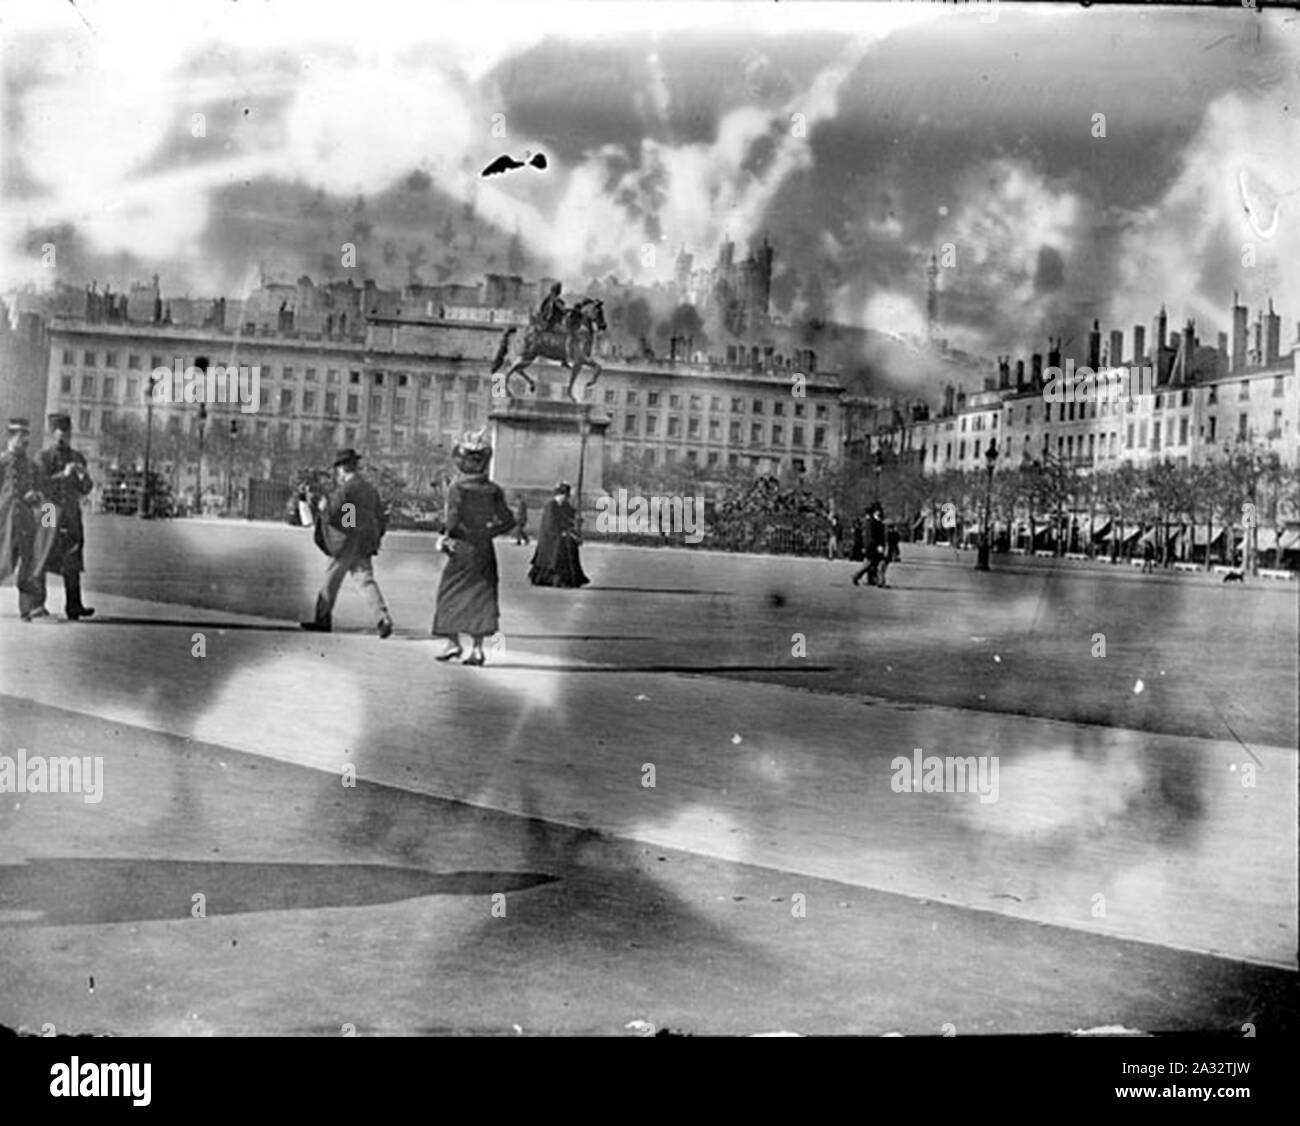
[528,482,589,587]
[827,512,842,560]
[851,503,887,587]
[878,522,901,587]
[301,448,393,637]
[0,418,55,621]
[35,412,95,620]
[432,431,516,666]
[1141,540,1155,574]
[849,510,866,563]
[513,493,529,545]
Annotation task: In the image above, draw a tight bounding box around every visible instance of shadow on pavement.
[0,859,556,926]
[87,617,302,632]
[583,586,731,596]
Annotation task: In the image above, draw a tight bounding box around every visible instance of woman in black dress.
[528,482,589,588]
[432,432,516,666]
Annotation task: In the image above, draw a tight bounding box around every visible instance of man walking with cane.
[301,448,393,637]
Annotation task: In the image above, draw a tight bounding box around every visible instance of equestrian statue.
[490,282,607,402]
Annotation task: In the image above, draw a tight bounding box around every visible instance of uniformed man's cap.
[553,481,571,495]
[48,412,72,430]
[7,417,30,433]
[332,447,362,468]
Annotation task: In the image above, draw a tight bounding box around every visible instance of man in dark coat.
[432,432,515,665]
[35,412,95,620]
[528,482,589,588]
[301,449,393,637]
[0,418,55,621]
[849,511,866,563]
[851,503,887,587]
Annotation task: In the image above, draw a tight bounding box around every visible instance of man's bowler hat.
[332,448,362,468]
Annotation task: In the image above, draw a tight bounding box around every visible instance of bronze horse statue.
[490,299,606,402]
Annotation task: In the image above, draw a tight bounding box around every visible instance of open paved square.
[0,516,1295,1035]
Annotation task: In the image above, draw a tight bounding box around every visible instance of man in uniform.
[35,412,95,620]
[301,448,394,637]
[0,418,54,621]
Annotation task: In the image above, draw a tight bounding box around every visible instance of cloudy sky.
[2,0,1298,364]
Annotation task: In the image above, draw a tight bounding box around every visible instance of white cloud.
[861,291,926,342]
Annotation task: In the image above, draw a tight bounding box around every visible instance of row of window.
[60,351,493,393]
[931,409,1278,466]
[604,387,828,419]
[60,372,490,417]
[620,414,827,448]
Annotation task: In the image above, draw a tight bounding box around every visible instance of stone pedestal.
[489,398,609,512]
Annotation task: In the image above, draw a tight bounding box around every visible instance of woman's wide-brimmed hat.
[453,429,493,471]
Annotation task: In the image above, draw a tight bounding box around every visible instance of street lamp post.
[873,449,883,504]
[976,438,998,571]
[225,419,238,514]
[141,376,156,517]
[575,404,590,533]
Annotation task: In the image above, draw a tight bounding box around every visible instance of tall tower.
[926,254,940,346]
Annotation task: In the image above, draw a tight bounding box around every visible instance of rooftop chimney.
[1264,298,1281,365]
[1232,292,1248,372]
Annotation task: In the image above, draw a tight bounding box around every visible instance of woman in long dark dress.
[528,482,589,588]
[432,433,515,666]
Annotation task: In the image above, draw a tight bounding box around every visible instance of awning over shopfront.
[1280,528,1300,552]
[1236,528,1280,551]
[1191,525,1225,547]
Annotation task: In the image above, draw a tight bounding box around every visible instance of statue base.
[489,398,609,511]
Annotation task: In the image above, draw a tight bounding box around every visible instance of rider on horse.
[536,282,567,334]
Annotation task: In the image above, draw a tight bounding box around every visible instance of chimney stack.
[1015,358,1025,388]
[1232,291,1248,371]
[1133,325,1146,364]
[1251,310,1264,366]
[1088,319,1102,370]
[1179,319,1195,382]
[1264,298,1281,365]
[1031,353,1043,387]
[1109,329,1123,368]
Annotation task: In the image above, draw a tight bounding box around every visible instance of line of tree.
[844,450,1300,569]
